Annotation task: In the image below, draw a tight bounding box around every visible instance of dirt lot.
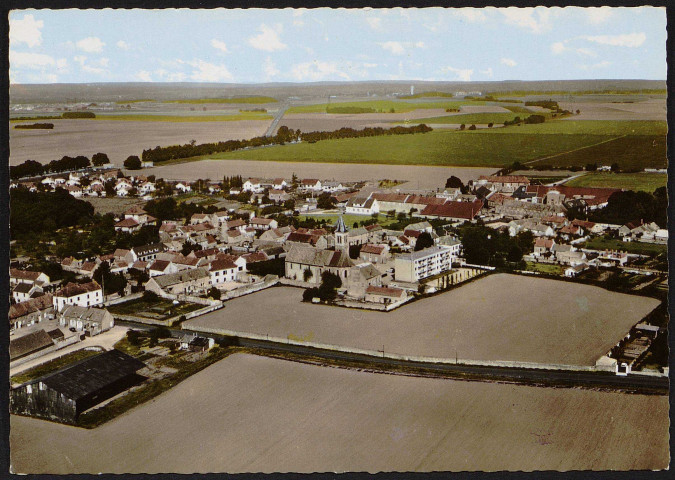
[558,98,666,121]
[185,274,659,366]
[10,353,668,473]
[148,159,495,190]
[84,196,145,215]
[9,119,271,166]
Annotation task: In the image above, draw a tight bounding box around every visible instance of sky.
[8,7,668,84]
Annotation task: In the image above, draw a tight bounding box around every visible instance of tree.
[585,163,598,171]
[487,122,493,128]
[303,268,313,282]
[124,155,142,170]
[317,192,335,210]
[610,162,621,173]
[468,124,477,130]
[92,152,110,166]
[459,124,466,130]
[317,271,341,301]
[576,109,581,115]
[302,287,320,302]
[208,287,221,300]
[414,232,434,251]
[445,176,464,189]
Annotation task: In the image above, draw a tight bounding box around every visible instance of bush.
[62,111,96,119]
[142,290,159,302]
[127,329,141,346]
[208,287,221,300]
[302,288,320,302]
[124,155,142,170]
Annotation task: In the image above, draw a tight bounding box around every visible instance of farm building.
[9,329,54,362]
[10,349,146,424]
[58,305,115,336]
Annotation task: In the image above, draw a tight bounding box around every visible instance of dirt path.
[524,135,626,165]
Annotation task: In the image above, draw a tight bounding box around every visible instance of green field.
[407,112,551,125]
[287,99,481,114]
[94,113,272,122]
[300,213,397,227]
[525,262,564,276]
[582,236,667,255]
[165,96,278,104]
[467,120,666,136]
[398,91,455,99]
[566,173,666,192]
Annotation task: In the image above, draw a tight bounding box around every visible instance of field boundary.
[524,134,626,165]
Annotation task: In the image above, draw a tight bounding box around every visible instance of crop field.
[211,130,610,168]
[582,237,668,256]
[558,97,666,121]
[9,119,271,166]
[148,159,495,190]
[164,96,278,104]
[10,353,668,473]
[287,99,482,114]
[94,113,273,122]
[185,274,659,366]
[566,172,666,192]
[408,112,549,125]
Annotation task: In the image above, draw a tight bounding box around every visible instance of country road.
[265,103,289,137]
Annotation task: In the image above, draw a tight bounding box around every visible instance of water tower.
[410,85,414,96]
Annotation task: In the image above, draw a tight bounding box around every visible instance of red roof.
[55,281,101,298]
[115,218,140,228]
[251,217,274,225]
[360,244,386,255]
[403,229,422,238]
[526,185,619,203]
[9,294,54,321]
[210,258,238,271]
[149,260,171,272]
[420,200,483,220]
[10,269,42,281]
[365,285,405,298]
[534,238,554,249]
[242,252,268,263]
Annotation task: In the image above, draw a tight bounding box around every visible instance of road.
[264,103,289,137]
[116,320,668,395]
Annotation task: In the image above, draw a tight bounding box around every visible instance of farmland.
[10,353,668,473]
[287,99,482,114]
[211,130,613,168]
[94,113,273,122]
[566,172,666,192]
[164,96,278,104]
[408,112,547,125]
[582,237,668,256]
[184,274,659,366]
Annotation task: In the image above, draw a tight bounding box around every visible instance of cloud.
[211,39,229,53]
[575,48,597,58]
[500,7,554,34]
[136,71,152,82]
[76,37,105,53]
[452,8,487,23]
[154,69,186,82]
[501,58,517,67]
[116,40,130,50]
[379,41,406,55]
[290,60,350,81]
[189,59,234,82]
[263,57,279,80]
[10,14,44,48]
[581,33,646,48]
[72,55,108,75]
[586,7,613,25]
[366,17,382,30]
[248,24,287,52]
[441,66,473,81]
[10,51,57,69]
[481,67,493,77]
[551,42,566,54]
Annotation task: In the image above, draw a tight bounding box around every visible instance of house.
[123,205,156,225]
[285,231,329,249]
[114,217,142,233]
[190,213,215,225]
[243,178,264,193]
[394,245,457,283]
[596,250,629,267]
[269,189,291,203]
[259,226,294,244]
[61,257,82,272]
[420,200,483,222]
[300,179,322,192]
[476,175,530,193]
[53,281,103,311]
[131,243,166,263]
[346,262,383,298]
[250,217,278,231]
[359,244,391,264]
[58,305,114,336]
[208,258,241,285]
[9,294,55,331]
[345,195,378,215]
[533,238,555,256]
[10,268,50,287]
[365,285,406,305]
[559,224,584,239]
[322,181,345,193]
[565,263,588,278]
[175,182,192,193]
[553,244,587,266]
[148,259,179,277]
[285,245,352,284]
[179,334,215,352]
[145,268,211,296]
[138,181,156,195]
[10,349,146,424]
[272,178,288,190]
[9,329,55,362]
[12,282,44,303]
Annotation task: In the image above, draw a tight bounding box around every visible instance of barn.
[10,349,146,424]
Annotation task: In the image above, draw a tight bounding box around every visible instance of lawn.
[300,213,398,227]
[11,349,101,384]
[164,96,278,104]
[95,113,272,122]
[108,296,204,320]
[582,236,667,255]
[566,173,666,192]
[287,99,481,114]
[525,262,564,276]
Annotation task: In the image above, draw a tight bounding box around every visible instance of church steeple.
[334,215,349,252]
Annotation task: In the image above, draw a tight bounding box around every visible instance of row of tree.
[10,153,111,180]
[503,114,546,126]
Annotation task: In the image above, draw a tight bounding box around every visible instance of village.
[7,158,669,426]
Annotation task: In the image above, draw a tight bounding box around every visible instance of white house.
[208,258,241,285]
[243,178,264,193]
[272,178,288,190]
[300,179,322,192]
[175,182,192,193]
[52,281,103,311]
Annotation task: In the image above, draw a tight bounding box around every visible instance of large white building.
[52,281,103,311]
[394,245,458,283]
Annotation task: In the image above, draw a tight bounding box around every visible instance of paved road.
[264,103,289,137]
[116,320,668,394]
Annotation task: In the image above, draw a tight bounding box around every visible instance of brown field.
[10,353,668,473]
[148,159,496,190]
[9,119,271,166]
[84,196,145,215]
[278,108,450,132]
[185,274,659,366]
[559,98,666,121]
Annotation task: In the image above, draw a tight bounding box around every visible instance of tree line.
[10,153,110,180]
[14,123,54,129]
[141,124,432,164]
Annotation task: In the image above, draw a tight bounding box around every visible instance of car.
[69,327,77,332]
